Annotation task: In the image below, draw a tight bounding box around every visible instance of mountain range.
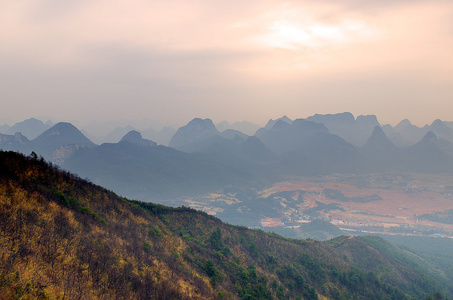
[2,113,453,201]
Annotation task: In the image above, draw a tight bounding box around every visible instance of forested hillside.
[0,151,449,299]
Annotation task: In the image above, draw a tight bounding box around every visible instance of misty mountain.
[169,118,220,152]
[0,132,30,151]
[80,118,171,143]
[0,124,8,134]
[359,126,400,171]
[168,118,259,157]
[393,119,425,145]
[176,133,276,165]
[384,119,453,147]
[279,132,362,175]
[400,131,453,173]
[165,120,276,166]
[306,112,380,146]
[240,136,276,162]
[141,126,176,146]
[0,120,273,200]
[62,141,261,200]
[220,129,248,141]
[255,118,329,154]
[3,118,53,139]
[362,126,398,153]
[428,119,453,142]
[216,120,229,132]
[0,122,97,164]
[25,122,96,164]
[119,130,157,147]
[4,116,453,203]
[445,121,453,130]
[0,118,53,140]
[216,120,261,136]
[178,134,242,156]
[263,115,293,130]
[360,128,453,173]
[104,125,137,143]
[86,124,176,146]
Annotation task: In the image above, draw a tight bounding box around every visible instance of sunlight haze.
[1,0,453,126]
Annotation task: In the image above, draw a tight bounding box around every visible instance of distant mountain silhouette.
[5,118,53,139]
[385,119,453,147]
[120,130,157,147]
[256,118,328,154]
[169,118,219,152]
[278,132,361,175]
[3,115,453,203]
[240,136,275,162]
[362,126,398,153]
[216,120,261,136]
[356,115,380,130]
[308,112,355,124]
[216,120,230,132]
[105,125,137,143]
[0,122,96,163]
[141,126,176,146]
[428,119,453,142]
[360,126,400,171]
[181,135,241,155]
[0,132,30,151]
[401,131,453,172]
[306,112,380,146]
[263,115,292,130]
[220,129,248,141]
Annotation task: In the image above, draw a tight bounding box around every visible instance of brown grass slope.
[0,151,445,299]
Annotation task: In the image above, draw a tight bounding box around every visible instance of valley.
[181,173,453,239]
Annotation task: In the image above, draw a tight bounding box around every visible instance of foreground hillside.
[0,151,449,299]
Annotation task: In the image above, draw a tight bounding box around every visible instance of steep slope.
[0,150,450,299]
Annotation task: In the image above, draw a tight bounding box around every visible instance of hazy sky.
[2,0,453,127]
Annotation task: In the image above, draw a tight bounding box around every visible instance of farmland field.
[180,173,453,238]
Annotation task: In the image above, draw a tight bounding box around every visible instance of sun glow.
[239,5,382,77]
[262,19,374,51]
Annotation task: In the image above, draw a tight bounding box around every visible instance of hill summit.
[120,130,157,147]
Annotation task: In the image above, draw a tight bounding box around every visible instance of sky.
[1,0,453,127]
